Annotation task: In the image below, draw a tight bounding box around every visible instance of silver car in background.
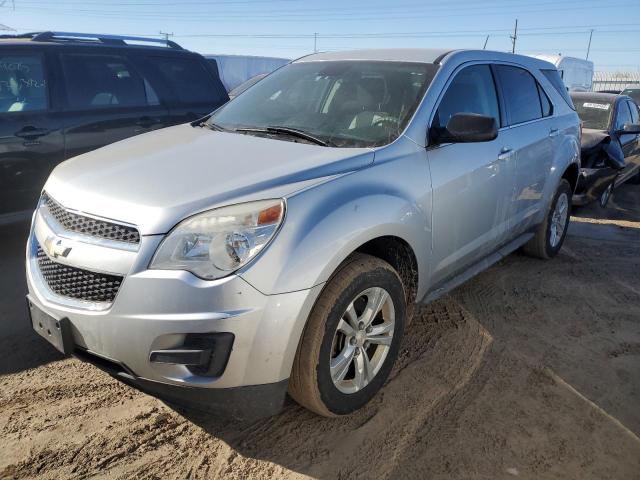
[26,49,580,419]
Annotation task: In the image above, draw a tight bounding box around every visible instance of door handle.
[549,128,560,137]
[497,147,513,161]
[15,126,50,139]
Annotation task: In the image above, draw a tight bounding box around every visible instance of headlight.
[150,199,284,280]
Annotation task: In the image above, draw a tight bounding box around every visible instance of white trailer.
[205,54,290,92]
[532,55,594,92]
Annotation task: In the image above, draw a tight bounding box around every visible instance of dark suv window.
[495,65,543,125]
[151,56,224,105]
[434,64,500,130]
[61,54,154,109]
[0,54,48,113]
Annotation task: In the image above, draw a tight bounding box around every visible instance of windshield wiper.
[205,121,232,132]
[235,126,330,147]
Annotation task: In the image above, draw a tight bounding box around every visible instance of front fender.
[239,149,432,297]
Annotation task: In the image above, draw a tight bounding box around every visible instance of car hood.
[44,124,374,234]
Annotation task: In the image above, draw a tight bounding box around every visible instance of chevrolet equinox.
[26,49,581,419]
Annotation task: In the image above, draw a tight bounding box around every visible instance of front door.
[427,64,514,287]
[0,50,64,219]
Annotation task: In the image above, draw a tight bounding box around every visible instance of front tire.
[289,253,406,417]
[523,179,572,259]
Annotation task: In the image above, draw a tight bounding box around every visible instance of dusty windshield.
[574,100,613,130]
[209,61,438,147]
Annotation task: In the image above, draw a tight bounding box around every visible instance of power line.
[5,1,639,22]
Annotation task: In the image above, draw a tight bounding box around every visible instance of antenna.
[483,35,490,50]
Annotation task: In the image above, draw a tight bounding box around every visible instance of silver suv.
[26,49,580,419]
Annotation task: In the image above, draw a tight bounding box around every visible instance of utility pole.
[159,31,174,46]
[483,35,490,50]
[586,29,594,60]
[314,32,318,53]
[510,19,518,53]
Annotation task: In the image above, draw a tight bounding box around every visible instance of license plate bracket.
[27,298,73,355]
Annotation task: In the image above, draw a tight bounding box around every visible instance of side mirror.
[617,123,640,135]
[432,113,498,144]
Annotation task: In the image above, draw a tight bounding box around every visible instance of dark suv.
[0,32,228,223]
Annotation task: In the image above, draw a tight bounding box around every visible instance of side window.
[433,64,499,130]
[538,83,553,117]
[541,69,575,109]
[151,57,224,105]
[61,54,152,109]
[615,101,633,131]
[495,65,542,125]
[0,54,48,113]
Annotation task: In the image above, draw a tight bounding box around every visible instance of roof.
[570,92,623,103]
[0,31,183,50]
[295,48,454,64]
[294,48,556,71]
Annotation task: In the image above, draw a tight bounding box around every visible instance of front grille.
[37,244,123,303]
[42,193,140,244]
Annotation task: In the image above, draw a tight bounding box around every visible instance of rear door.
[57,50,170,159]
[493,64,554,235]
[136,54,229,124]
[0,48,65,218]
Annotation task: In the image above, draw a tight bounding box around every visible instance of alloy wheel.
[329,287,395,394]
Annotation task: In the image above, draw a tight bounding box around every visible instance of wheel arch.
[562,162,579,193]
[352,236,419,304]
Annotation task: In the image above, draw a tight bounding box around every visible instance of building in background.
[592,72,640,94]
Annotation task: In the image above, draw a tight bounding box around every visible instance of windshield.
[209,61,438,148]
[622,88,640,104]
[573,99,613,130]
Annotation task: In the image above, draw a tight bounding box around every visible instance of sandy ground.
[1,185,639,480]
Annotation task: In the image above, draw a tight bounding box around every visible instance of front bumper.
[26,208,322,417]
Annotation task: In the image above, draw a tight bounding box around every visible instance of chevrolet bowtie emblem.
[44,236,71,259]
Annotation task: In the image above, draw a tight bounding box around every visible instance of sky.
[1,0,639,72]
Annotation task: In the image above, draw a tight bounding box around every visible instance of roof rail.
[29,31,183,49]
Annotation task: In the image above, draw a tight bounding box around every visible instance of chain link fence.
[591,71,640,92]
